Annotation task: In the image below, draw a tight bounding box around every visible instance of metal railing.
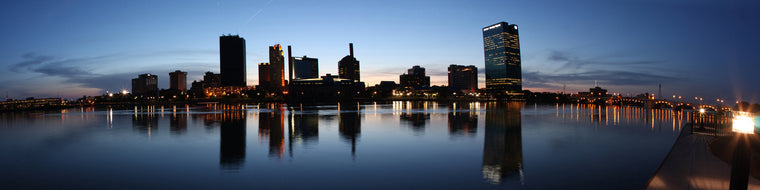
[690,111,733,136]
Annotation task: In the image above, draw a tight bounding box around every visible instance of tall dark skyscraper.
[448,65,478,92]
[131,73,158,97]
[338,43,360,82]
[169,70,187,91]
[292,56,319,80]
[269,44,285,93]
[483,22,521,93]
[219,35,246,87]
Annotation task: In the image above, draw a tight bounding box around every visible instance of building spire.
[349,43,354,57]
[288,45,293,82]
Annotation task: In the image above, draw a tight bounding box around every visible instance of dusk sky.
[1,0,758,103]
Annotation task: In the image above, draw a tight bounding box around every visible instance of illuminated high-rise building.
[483,22,521,93]
[269,44,285,93]
[219,35,247,87]
[448,65,478,92]
[338,43,360,82]
[169,70,187,91]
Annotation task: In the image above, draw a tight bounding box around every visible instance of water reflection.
[132,111,158,137]
[287,108,319,157]
[448,103,478,137]
[399,101,430,133]
[169,113,187,135]
[339,104,361,156]
[0,102,691,189]
[259,105,285,159]
[554,103,687,133]
[219,110,246,169]
[483,102,524,185]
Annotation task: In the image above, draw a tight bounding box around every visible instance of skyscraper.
[483,22,521,93]
[338,43,360,82]
[169,70,187,91]
[292,56,319,80]
[131,73,158,97]
[220,35,246,87]
[448,65,478,92]
[269,44,285,93]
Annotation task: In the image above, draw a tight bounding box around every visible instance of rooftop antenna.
[563,84,566,94]
[658,84,662,100]
[594,80,598,87]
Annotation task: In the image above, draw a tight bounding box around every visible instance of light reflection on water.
[0,102,686,189]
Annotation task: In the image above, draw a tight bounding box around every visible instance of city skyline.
[1,0,759,103]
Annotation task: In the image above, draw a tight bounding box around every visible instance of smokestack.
[349,43,354,57]
[288,45,292,81]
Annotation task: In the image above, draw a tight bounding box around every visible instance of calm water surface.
[0,102,687,189]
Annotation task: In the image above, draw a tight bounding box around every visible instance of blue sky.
[1,0,758,104]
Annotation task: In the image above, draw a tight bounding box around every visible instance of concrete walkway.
[646,125,760,190]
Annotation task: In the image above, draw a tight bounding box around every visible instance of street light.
[730,112,754,190]
[732,113,754,134]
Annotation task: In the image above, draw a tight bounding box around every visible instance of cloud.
[523,69,679,90]
[11,53,54,72]
[547,50,660,71]
[6,50,217,98]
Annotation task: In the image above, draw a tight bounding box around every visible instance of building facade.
[132,73,158,97]
[169,70,187,91]
[338,43,360,82]
[293,56,319,80]
[288,74,363,103]
[483,22,521,93]
[399,65,430,88]
[258,62,272,91]
[189,71,221,97]
[448,65,478,92]
[220,35,247,87]
[269,44,285,93]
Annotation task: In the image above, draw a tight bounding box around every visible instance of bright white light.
[732,114,755,134]
[699,109,705,114]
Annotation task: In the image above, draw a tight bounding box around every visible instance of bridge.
[573,96,732,112]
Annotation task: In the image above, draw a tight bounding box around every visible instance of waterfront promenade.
[647,125,760,189]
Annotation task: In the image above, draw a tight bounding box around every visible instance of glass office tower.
[483,22,521,93]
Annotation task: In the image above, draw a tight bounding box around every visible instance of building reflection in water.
[339,103,361,157]
[219,109,246,170]
[482,102,525,185]
[259,104,285,159]
[169,112,188,135]
[132,107,158,137]
[448,102,478,137]
[399,101,430,133]
[287,108,319,157]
